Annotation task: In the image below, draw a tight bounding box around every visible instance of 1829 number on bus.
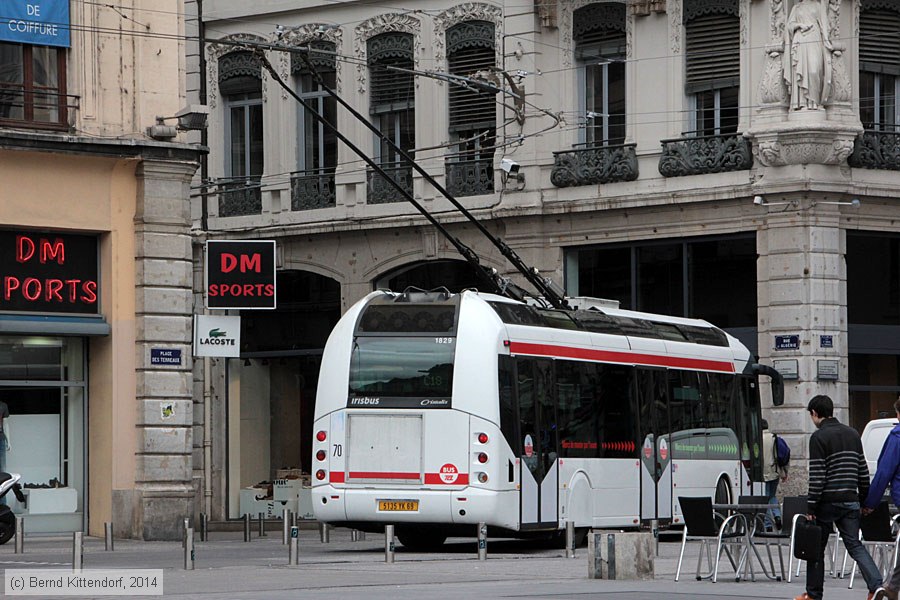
[435,337,453,344]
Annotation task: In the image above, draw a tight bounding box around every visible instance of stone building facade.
[189,0,900,517]
[0,2,202,538]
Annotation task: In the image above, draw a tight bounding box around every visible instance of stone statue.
[782,0,833,110]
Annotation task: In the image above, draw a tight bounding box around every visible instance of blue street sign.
[820,335,834,348]
[151,348,182,366]
[774,335,800,350]
[0,1,71,48]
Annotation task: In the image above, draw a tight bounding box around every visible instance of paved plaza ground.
[0,527,880,599]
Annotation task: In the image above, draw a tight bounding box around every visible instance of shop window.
[574,3,626,145]
[859,0,900,129]
[0,42,68,129]
[684,0,739,135]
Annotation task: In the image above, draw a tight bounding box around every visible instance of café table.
[713,502,782,581]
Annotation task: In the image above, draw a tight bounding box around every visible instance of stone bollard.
[588,531,654,580]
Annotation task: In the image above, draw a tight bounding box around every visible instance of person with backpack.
[863,398,900,600]
[761,418,789,530]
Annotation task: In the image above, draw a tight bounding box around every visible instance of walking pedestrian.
[793,394,885,600]
[864,398,900,600]
[761,418,788,530]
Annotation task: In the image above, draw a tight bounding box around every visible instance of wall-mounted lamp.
[147,104,210,140]
[752,195,797,208]
[813,198,861,208]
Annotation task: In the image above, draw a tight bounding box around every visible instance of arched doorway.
[375,259,487,292]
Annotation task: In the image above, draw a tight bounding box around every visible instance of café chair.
[848,501,900,589]
[749,495,807,582]
[675,496,749,583]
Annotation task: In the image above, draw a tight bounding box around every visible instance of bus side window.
[497,355,518,454]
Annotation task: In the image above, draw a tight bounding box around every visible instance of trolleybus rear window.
[348,338,455,406]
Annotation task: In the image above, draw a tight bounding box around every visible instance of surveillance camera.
[753,195,765,206]
[500,158,520,174]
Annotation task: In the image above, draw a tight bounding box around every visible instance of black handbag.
[793,518,823,561]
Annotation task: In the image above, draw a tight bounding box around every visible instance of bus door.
[638,368,672,521]
[516,358,558,529]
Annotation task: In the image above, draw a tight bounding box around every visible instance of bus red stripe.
[424,473,470,485]
[508,341,735,373]
[329,471,345,483]
[348,471,421,480]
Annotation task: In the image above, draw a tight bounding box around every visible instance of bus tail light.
[316,450,326,461]
[477,472,488,483]
[316,469,326,481]
[316,430,327,442]
[477,452,488,464]
[477,432,489,444]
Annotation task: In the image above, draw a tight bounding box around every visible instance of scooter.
[0,472,25,544]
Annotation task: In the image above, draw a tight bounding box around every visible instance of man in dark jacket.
[794,394,884,600]
[865,398,900,600]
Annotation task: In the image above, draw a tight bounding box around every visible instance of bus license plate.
[378,500,419,512]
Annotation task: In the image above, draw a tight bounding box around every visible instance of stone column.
[757,204,845,498]
[133,157,200,540]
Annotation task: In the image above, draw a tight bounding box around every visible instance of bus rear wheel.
[396,529,447,551]
[715,476,731,505]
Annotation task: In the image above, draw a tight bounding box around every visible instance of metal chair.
[675,496,749,582]
[747,495,807,581]
[848,501,900,589]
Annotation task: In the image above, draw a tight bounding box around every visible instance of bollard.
[72,531,83,573]
[358,531,366,541]
[650,519,659,557]
[291,512,298,528]
[566,521,576,559]
[385,525,395,563]
[319,522,330,543]
[258,512,266,537]
[282,509,290,545]
[184,527,195,570]
[477,522,488,561]
[200,512,208,542]
[14,516,23,554]
[289,526,299,565]
[105,522,114,551]
[243,513,251,542]
[351,530,358,542]
[182,517,190,548]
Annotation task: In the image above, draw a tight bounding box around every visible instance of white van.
[862,418,899,477]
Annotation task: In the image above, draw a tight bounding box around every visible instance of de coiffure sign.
[1,0,71,48]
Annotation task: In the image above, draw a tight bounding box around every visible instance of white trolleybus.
[311,288,783,549]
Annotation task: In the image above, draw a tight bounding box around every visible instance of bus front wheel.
[396,529,447,551]
[715,476,731,505]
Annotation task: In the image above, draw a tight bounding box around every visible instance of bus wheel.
[715,477,731,505]
[396,529,447,551]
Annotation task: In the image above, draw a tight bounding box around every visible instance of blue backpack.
[774,434,791,468]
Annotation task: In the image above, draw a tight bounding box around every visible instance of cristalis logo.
[349,397,380,406]
[420,399,449,407]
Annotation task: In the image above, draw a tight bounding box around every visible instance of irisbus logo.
[420,399,449,407]
[350,397,380,406]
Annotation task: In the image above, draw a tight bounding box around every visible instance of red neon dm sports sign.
[0,231,99,314]
[206,240,276,310]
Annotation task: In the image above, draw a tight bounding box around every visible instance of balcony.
[367,165,412,204]
[0,90,78,132]
[291,170,336,210]
[658,132,752,177]
[217,178,262,217]
[446,158,494,197]
[848,127,900,170]
[550,142,638,187]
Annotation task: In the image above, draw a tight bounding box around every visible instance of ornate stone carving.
[746,118,862,165]
[683,0,739,21]
[550,143,639,187]
[434,3,503,80]
[849,131,900,170]
[759,45,789,104]
[670,0,682,53]
[206,34,268,109]
[282,25,344,94]
[658,133,753,177]
[355,13,421,95]
[560,0,628,68]
[740,0,750,46]
[830,53,852,103]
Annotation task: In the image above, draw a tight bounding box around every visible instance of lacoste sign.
[194,315,241,357]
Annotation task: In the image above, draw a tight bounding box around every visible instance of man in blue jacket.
[865,398,900,600]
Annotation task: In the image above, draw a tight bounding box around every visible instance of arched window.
[574,3,626,145]
[292,41,337,209]
[859,0,900,129]
[683,0,739,135]
[218,50,263,216]
[445,21,496,197]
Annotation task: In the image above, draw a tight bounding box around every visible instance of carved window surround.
[561,0,632,68]
[354,13,421,95]
[281,24,344,94]
[206,33,270,109]
[433,3,503,84]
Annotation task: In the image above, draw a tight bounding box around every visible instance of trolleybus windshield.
[349,337,455,399]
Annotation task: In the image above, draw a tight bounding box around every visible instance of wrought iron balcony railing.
[291,170,336,210]
[367,164,413,204]
[550,142,638,187]
[658,132,752,177]
[445,158,494,197]
[217,178,263,217]
[848,126,900,171]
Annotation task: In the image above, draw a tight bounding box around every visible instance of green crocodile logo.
[208,328,227,338]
